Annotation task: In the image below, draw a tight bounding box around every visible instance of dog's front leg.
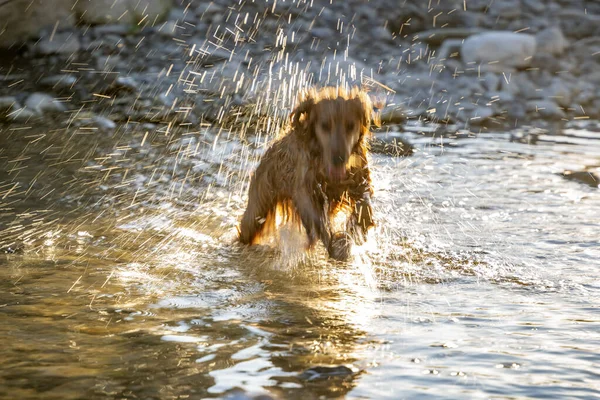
[293,187,331,251]
[351,193,374,244]
[347,170,375,245]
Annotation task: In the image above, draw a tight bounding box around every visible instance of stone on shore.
[461,31,537,72]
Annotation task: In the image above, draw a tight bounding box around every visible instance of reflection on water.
[1,121,600,399]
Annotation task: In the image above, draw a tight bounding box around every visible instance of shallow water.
[1,121,599,399]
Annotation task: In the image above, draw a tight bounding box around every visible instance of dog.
[238,86,376,261]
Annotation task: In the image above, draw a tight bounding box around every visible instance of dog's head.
[291,87,373,181]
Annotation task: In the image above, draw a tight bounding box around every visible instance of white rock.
[25,93,67,115]
[92,115,117,130]
[35,32,80,55]
[535,27,568,56]
[462,31,536,71]
[40,74,78,89]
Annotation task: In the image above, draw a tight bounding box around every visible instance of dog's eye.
[321,121,331,132]
[346,121,355,131]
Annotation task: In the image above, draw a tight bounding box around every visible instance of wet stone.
[92,115,118,130]
[561,171,599,188]
[24,93,68,115]
[34,32,81,55]
[298,365,358,381]
[39,74,78,90]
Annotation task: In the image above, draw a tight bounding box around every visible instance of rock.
[111,76,141,93]
[34,31,81,55]
[434,10,482,29]
[526,100,566,120]
[310,27,334,39]
[418,28,483,46]
[465,0,492,11]
[92,115,117,130]
[523,0,546,13]
[481,72,500,92]
[394,73,439,93]
[25,93,67,115]
[500,73,539,100]
[586,99,600,119]
[496,95,527,124]
[530,53,566,74]
[542,79,574,108]
[486,91,515,103]
[574,87,595,105]
[561,171,599,188]
[489,0,522,18]
[0,0,74,49]
[40,74,79,90]
[75,0,172,25]
[299,365,358,381]
[558,9,600,40]
[129,0,173,23]
[436,39,466,65]
[387,5,427,36]
[92,24,131,36]
[535,27,568,56]
[380,106,407,124]
[75,0,129,25]
[462,31,537,72]
[156,20,178,37]
[466,105,496,125]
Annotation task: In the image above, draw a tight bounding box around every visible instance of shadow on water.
[1,119,600,399]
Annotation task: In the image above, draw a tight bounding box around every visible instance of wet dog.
[238,87,375,261]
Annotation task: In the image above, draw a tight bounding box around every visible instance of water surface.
[1,121,599,399]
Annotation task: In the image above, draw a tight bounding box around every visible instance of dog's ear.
[290,95,315,131]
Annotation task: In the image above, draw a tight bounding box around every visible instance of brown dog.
[238,87,375,261]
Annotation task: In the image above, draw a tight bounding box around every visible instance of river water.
[1,120,599,399]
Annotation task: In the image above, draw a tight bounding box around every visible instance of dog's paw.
[328,232,352,261]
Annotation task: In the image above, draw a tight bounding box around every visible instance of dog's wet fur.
[238,87,375,261]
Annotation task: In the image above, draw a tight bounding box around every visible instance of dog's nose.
[332,153,346,166]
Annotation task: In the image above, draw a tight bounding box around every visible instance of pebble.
[92,115,117,130]
[24,93,68,115]
[39,74,78,90]
[34,32,81,55]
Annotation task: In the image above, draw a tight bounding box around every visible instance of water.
[1,120,599,399]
